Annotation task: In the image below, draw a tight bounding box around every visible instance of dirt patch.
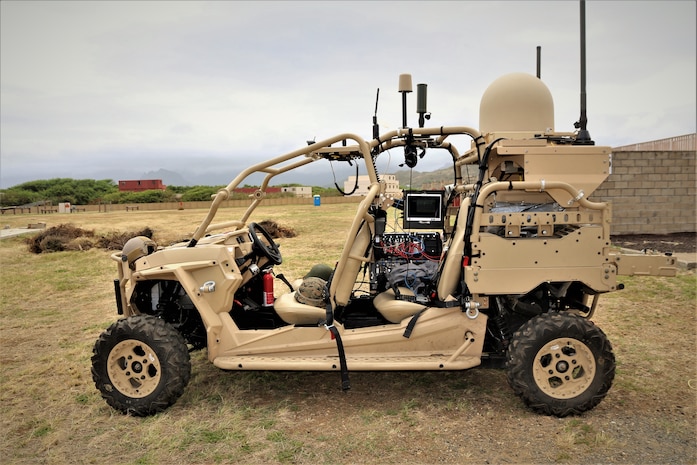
[611,232,696,254]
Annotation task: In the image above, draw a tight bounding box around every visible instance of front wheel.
[506,312,615,417]
[91,315,191,416]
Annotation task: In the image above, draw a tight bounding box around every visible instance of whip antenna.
[574,0,593,144]
[372,88,380,140]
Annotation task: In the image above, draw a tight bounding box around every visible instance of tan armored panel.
[479,72,554,135]
[492,142,612,206]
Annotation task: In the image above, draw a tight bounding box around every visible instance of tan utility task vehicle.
[92,65,677,417]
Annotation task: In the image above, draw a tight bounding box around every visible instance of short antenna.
[416,83,429,128]
[372,88,380,140]
[536,46,541,78]
[398,74,413,128]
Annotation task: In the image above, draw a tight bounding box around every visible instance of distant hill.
[141,169,191,186]
[145,165,480,190]
[393,165,478,189]
[137,165,478,189]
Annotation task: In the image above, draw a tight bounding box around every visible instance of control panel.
[371,232,443,293]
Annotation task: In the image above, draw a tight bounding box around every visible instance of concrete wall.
[590,150,696,235]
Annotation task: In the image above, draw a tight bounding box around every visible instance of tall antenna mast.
[575,0,593,144]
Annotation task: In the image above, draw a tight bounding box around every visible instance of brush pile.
[258,220,297,238]
[26,220,296,254]
[27,224,154,254]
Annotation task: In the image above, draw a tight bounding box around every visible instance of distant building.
[233,186,311,197]
[118,179,166,192]
[281,186,312,197]
[344,174,401,196]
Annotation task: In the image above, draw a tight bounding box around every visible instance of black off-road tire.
[506,312,615,417]
[91,315,191,416]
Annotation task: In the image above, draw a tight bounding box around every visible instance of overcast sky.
[1,0,695,188]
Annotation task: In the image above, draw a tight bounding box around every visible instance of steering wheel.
[248,222,282,265]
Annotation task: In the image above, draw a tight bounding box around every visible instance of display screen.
[403,191,444,229]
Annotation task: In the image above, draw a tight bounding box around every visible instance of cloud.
[1,1,694,188]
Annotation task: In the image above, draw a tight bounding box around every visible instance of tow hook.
[199,281,216,293]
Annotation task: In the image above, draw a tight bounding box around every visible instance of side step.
[213,354,482,371]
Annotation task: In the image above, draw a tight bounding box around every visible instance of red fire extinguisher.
[262,271,274,307]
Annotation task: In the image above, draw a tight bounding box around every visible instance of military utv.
[91,6,677,415]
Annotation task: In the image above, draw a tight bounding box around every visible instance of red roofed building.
[118,179,166,192]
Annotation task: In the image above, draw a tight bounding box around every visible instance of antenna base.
[574,129,595,145]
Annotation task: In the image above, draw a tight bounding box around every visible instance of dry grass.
[0,205,695,464]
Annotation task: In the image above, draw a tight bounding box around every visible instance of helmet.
[295,277,327,307]
[304,263,333,281]
[122,236,157,270]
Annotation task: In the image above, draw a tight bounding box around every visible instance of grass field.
[1,205,695,464]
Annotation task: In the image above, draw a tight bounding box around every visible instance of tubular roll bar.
[190,133,372,244]
[188,126,483,245]
[469,180,610,241]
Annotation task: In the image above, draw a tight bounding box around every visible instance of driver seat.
[273,292,326,325]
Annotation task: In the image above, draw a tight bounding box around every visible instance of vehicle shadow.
[179,352,519,414]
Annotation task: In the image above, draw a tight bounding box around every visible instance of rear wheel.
[506,312,615,416]
[91,315,191,416]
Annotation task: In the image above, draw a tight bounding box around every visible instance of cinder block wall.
[590,151,696,235]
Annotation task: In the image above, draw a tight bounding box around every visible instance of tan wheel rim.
[532,337,595,399]
[107,339,162,398]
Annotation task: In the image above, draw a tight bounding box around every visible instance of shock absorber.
[494,296,513,349]
[262,270,274,307]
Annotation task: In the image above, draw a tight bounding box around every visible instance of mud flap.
[113,279,124,315]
